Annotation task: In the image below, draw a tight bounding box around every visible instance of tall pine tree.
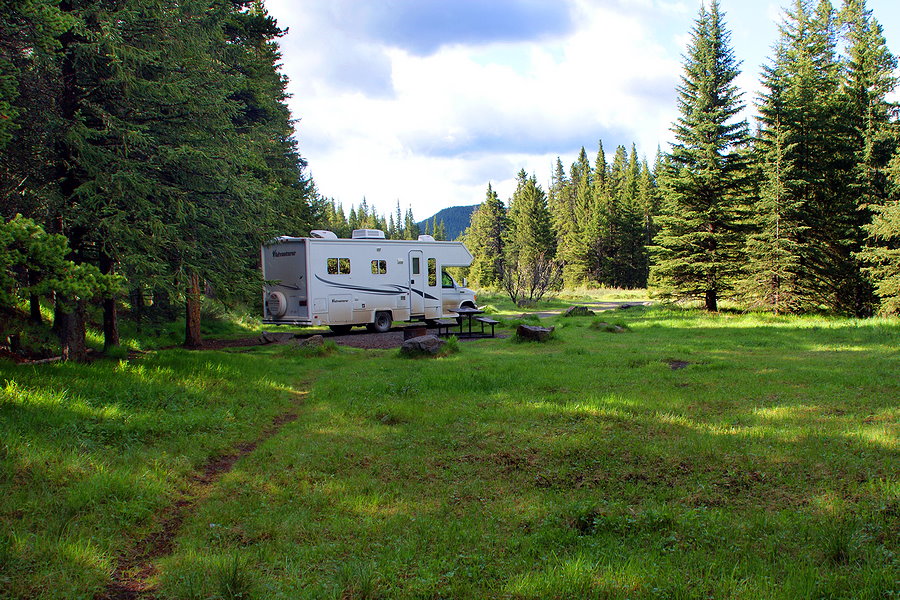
[651,0,749,311]
[506,169,555,264]
[839,0,897,314]
[859,148,900,313]
[742,42,810,312]
[464,183,508,287]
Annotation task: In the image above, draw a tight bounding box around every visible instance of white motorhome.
[261,229,477,333]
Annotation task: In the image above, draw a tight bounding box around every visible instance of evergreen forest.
[1,3,898,597]
[2,0,900,362]
[465,0,900,317]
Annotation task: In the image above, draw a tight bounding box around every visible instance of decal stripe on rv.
[314,275,439,300]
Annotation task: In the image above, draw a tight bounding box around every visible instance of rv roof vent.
[310,230,338,239]
[417,235,436,242]
[351,229,386,239]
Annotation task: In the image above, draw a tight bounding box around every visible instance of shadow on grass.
[153,331,898,598]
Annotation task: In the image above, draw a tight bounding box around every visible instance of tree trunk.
[29,294,42,324]
[705,289,718,312]
[56,297,88,362]
[184,271,202,349]
[100,253,119,350]
[130,288,144,331]
[27,268,42,323]
[53,4,88,363]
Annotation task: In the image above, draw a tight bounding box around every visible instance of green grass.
[474,288,650,319]
[0,348,325,599]
[2,305,898,599]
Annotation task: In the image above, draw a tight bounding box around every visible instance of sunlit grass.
[2,306,898,599]
[0,349,322,599]
[474,287,651,316]
[150,307,899,599]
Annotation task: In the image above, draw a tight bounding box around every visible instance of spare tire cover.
[267,291,288,317]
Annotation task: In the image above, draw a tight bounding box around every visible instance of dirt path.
[529,300,653,319]
[206,302,650,351]
[96,387,310,600]
[204,327,505,352]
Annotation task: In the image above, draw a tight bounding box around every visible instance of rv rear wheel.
[329,324,352,335]
[366,311,392,333]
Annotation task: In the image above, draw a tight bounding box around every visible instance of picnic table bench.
[432,318,458,337]
[474,316,499,337]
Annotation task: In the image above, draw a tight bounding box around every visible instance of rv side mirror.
[463,278,468,287]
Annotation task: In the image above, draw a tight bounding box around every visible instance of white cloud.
[269,0,900,222]
[269,0,697,221]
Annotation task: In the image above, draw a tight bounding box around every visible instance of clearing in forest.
[1,305,897,599]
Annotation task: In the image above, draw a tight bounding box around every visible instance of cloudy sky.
[265,0,900,222]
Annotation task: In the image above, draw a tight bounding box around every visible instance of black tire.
[367,311,392,333]
[329,324,352,335]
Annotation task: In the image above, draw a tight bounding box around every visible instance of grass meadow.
[1,303,897,599]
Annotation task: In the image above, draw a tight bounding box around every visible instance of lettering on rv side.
[272,250,296,258]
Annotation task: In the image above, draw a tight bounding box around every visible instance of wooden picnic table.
[450,306,484,338]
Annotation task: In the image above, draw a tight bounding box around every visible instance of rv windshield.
[441,270,455,288]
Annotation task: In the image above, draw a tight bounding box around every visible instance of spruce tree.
[742,45,810,312]
[635,159,660,287]
[0,1,69,150]
[839,0,897,313]
[589,141,613,285]
[650,0,749,311]
[560,150,593,284]
[403,207,419,239]
[600,145,630,286]
[614,145,647,288]
[503,171,559,304]
[859,149,900,313]
[387,213,397,239]
[465,183,508,287]
[548,157,572,265]
[395,201,404,238]
[743,0,869,314]
[506,170,555,264]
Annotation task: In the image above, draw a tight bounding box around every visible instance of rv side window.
[428,258,437,286]
[441,270,454,288]
[371,260,387,274]
[412,257,420,274]
[327,258,351,274]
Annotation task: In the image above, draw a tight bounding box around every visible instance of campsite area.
[1,295,897,599]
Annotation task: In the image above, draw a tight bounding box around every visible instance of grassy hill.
[2,300,898,598]
[417,204,478,240]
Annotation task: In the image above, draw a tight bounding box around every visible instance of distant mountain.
[417,204,478,240]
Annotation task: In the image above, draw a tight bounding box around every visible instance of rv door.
[408,250,424,316]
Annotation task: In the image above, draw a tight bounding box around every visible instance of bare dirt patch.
[666,359,692,370]
[204,328,505,352]
[530,300,653,319]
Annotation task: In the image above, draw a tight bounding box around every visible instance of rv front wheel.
[367,311,392,333]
